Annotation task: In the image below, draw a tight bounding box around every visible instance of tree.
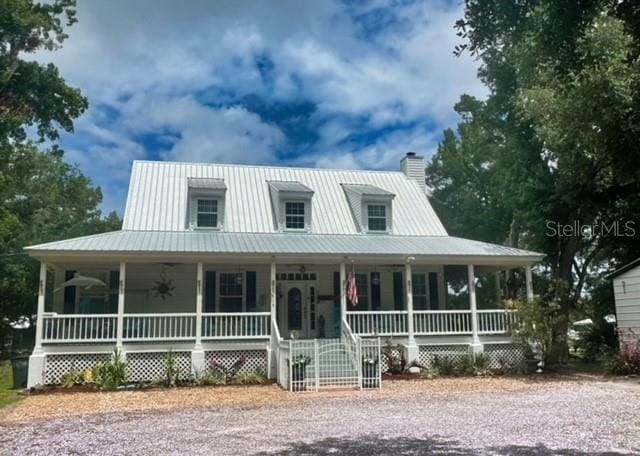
[428,0,640,361]
[0,1,120,356]
[0,0,87,143]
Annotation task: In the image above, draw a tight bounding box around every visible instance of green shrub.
[61,368,84,388]
[607,340,640,375]
[381,341,406,374]
[234,370,265,385]
[196,369,227,386]
[163,350,180,387]
[93,349,127,389]
[431,355,457,376]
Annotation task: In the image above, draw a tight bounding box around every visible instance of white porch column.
[116,262,126,348]
[405,262,418,362]
[195,262,203,349]
[468,264,482,355]
[28,262,47,388]
[525,264,534,302]
[339,262,347,323]
[268,261,277,379]
[192,262,206,376]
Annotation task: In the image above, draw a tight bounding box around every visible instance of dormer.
[267,181,314,232]
[187,178,227,230]
[342,183,395,234]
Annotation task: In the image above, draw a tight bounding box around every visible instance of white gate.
[286,334,381,392]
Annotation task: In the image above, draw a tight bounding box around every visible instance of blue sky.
[37,0,485,215]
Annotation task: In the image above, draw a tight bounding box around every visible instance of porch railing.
[414,310,472,335]
[478,309,518,335]
[42,314,117,343]
[123,313,196,341]
[346,311,408,336]
[202,312,271,339]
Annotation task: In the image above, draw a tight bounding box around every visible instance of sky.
[36,0,486,215]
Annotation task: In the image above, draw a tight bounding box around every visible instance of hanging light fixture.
[235,265,243,285]
[372,265,380,286]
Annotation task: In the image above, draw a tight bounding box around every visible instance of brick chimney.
[400,152,426,192]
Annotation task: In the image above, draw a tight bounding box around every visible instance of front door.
[278,282,317,339]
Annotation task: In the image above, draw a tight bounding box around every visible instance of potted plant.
[361,355,379,388]
[288,355,311,391]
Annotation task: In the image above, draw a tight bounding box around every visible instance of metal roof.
[123,161,446,235]
[267,180,314,194]
[26,230,544,261]
[341,183,395,198]
[187,177,227,190]
[605,257,640,280]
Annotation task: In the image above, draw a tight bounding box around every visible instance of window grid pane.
[285,201,305,229]
[219,273,242,297]
[197,199,218,227]
[367,204,387,231]
[412,273,429,310]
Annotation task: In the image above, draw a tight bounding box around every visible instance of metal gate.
[286,337,381,392]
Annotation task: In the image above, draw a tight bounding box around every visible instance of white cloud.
[34,0,485,214]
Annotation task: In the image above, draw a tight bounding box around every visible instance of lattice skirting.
[127,351,192,383]
[417,344,470,369]
[380,345,403,374]
[44,353,111,385]
[484,343,524,370]
[204,350,267,374]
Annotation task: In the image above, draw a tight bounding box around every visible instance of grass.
[0,361,23,409]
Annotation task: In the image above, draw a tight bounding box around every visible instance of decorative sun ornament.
[152,268,175,300]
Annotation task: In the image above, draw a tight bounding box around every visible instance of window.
[285,201,305,230]
[196,198,218,228]
[367,204,387,231]
[219,273,242,312]
[412,273,428,310]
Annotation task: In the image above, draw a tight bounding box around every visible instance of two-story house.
[25,153,543,390]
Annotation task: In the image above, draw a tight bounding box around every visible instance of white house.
[25,152,543,390]
[609,258,640,345]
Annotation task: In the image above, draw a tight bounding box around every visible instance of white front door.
[278,282,317,339]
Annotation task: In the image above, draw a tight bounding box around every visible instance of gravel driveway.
[1,376,639,455]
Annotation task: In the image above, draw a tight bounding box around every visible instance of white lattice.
[44,353,111,385]
[127,351,192,383]
[417,344,470,368]
[205,350,267,374]
[484,343,524,370]
[380,345,403,373]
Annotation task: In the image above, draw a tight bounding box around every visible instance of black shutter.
[371,272,381,310]
[108,270,119,313]
[63,270,76,314]
[246,271,257,310]
[205,271,216,312]
[393,271,404,310]
[429,272,439,310]
[333,271,340,309]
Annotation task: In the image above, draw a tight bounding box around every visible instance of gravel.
[1,376,639,455]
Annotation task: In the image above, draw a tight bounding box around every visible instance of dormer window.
[188,178,226,230]
[342,184,395,234]
[196,198,218,228]
[285,201,305,230]
[268,181,314,232]
[367,204,387,231]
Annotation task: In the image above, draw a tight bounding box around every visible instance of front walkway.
[1,376,639,455]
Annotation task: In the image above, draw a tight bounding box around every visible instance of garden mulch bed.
[0,375,590,424]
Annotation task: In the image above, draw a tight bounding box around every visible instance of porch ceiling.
[26,230,544,265]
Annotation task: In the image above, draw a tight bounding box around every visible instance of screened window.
[219,272,242,312]
[412,273,428,310]
[285,201,305,230]
[367,204,387,231]
[196,198,218,228]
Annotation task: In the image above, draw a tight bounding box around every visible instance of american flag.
[347,265,358,307]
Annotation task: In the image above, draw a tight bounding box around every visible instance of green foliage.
[196,369,227,386]
[606,339,640,376]
[0,0,87,143]
[92,349,127,390]
[508,297,564,364]
[0,361,22,408]
[426,353,492,377]
[381,341,406,374]
[163,350,180,387]
[61,367,83,388]
[234,370,266,385]
[430,0,640,363]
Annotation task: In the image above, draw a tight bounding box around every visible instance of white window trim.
[284,200,307,231]
[217,271,245,312]
[195,198,219,229]
[189,192,225,231]
[363,201,392,234]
